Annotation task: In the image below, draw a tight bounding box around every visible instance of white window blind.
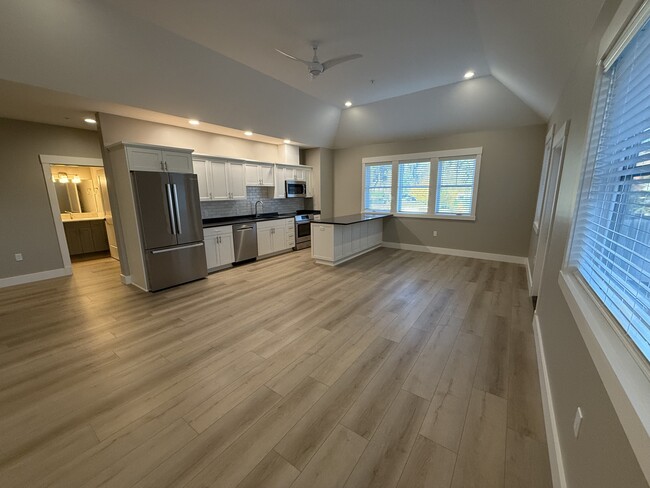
[364,163,392,211]
[397,161,430,214]
[435,158,477,216]
[570,18,650,361]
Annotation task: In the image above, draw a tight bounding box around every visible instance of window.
[362,148,481,219]
[569,16,650,362]
[397,161,430,214]
[363,163,392,212]
[435,158,477,217]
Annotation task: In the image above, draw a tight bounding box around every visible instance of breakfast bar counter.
[311,213,392,265]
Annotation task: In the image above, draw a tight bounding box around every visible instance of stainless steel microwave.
[285,180,307,198]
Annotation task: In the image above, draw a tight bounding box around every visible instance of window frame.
[361,147,482,220]
[560,1,650,479]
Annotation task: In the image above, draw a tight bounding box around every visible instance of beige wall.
[98,113,296,163]
[333,125,546,257]
[531,0,648,486]
[0,117,102,279]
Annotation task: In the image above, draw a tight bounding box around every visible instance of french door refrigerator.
[132,171,207,291]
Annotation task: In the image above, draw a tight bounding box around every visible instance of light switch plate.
[14,253,23,262]
[573,407,583,438]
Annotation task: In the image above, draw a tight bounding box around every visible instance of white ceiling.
[0,0,609,148]
[103,0,492,108]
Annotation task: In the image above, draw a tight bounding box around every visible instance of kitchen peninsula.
[311,213,392,265]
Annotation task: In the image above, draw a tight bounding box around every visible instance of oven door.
[295,220,311,244]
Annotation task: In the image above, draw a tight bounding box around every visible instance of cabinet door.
[216,232,235,266]
[64,224,83,255]
[209,161,229,200]
[304,168,313,197]
[274,167,286,198]
[257,227,273,256]
[204,235,219,270]
[294,167,306,181]
[272,225,288,253]
[79,225,95,253]
[162,151,193,173]
[193,159,212,201]
[91,221,109,251]
[126,146,163,172]
[260,165,274,186]
[228,163,247,199]
[286,219,295,249]
[244,164,260,186]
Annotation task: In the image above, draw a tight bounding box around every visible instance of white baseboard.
[526,258,534,295]
[382,241,527,264]
[120,274,132,285]
[0,267,71,289]
[533,313,568,488]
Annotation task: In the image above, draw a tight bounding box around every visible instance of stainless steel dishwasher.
[232,223,258,262]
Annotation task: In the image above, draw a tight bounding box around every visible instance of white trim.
[120,274,132,285]
[602,0,650,70]
[40,161,73,272]
[526,258,533,295]
[389,213,476,221]
[533,314,569,488]
[314,244,382,266]
[361,146,483,164]
[381,241,526,264]
[0,267,71,289]
[40,154,104,167]
[559,270,650,483]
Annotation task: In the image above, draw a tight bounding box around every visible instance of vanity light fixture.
[244,131,253,136]
[58,172,69,183]
[84,118,97,124]
[464,71,475,79]
[345,101,352,107]
[188,119,200,126]
[72,175,81,184]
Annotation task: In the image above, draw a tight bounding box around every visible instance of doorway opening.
[41,155,119,276]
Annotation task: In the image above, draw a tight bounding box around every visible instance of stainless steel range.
[294,211,319,250]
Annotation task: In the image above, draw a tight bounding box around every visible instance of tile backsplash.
[201,187,309,219]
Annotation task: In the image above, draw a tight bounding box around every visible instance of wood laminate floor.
[0,248,552,488]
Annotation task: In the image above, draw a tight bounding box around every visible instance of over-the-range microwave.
[285,180,307,198]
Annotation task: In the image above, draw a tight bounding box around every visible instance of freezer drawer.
[145,242,207,291]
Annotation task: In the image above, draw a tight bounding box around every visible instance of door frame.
[530,122,570,297]
[40,154,105,274]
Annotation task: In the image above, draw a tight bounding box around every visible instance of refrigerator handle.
[172,184,182,234]
[166,184,177,235]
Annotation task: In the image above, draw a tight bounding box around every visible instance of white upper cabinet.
[228,162,247,199]
[193,158,247,201]
[124,145,193,173]
[244,163,275,186]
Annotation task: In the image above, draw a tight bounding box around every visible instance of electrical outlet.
[573,407,583,438]
[14,253,23,262]
[433,230,438,237]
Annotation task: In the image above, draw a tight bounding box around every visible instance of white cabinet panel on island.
[311,215,389,266]
[204,226,235,271]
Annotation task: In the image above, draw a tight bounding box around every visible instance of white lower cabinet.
[203,226,235,271]
[312,219,384,266]
[257,218,295,257]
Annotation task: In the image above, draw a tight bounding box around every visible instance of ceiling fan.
[275,42,362,79]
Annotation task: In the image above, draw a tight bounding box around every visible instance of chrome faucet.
[254,200,264,217]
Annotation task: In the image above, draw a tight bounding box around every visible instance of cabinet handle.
[160,161,164,171]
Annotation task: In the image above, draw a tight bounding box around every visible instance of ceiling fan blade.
[321,54,363,71]
[275,49,311,65]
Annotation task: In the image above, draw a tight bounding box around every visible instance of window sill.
[558,270,650,482]
[394,213,476,221]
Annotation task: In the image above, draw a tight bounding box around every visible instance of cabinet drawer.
[256,220,278,230]
[204,225,233,237]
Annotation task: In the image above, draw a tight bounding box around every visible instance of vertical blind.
[435,158,477,216]
[364,163,393,211]
[397,161,430,213]
[570,19,650,361]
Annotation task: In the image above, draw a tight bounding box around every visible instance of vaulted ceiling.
[0,0,607,148]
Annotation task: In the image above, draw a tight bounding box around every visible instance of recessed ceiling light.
[188,119,200,126]
[84,118,96,124]
[283,139,291,144]
[244,131,253,136]
[464,71,475,79]
[345,101,352,107]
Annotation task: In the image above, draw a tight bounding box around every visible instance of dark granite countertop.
[314,213,392,225]
[203,210,320,228]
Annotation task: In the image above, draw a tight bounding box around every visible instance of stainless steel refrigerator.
[132,171,207,291]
